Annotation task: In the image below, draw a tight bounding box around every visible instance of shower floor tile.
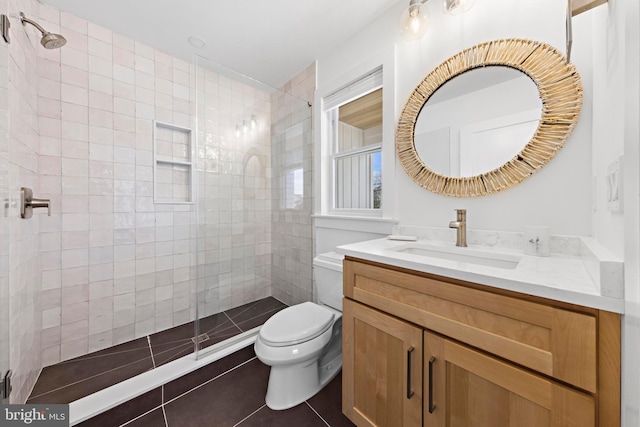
[28,296,287,405]
[149,312,242,367]
[27,338,154,405]
[76,388,162,427]
[80,345,354,427]
[225,297,288,332]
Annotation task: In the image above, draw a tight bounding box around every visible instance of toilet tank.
[313,251,344,312]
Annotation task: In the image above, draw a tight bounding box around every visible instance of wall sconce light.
[401,0,476,41]
[400,0,429,41]
[443,0,475,15]
[235,114,259,138]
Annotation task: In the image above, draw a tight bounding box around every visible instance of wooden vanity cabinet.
[341,257,621,427]
[423,331,594,427]
[342,299,423,427]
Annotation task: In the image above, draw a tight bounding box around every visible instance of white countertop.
[336,237,625,313]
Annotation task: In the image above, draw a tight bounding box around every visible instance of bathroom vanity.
[338,237,622,427]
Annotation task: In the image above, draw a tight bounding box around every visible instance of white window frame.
[323,67,383,217]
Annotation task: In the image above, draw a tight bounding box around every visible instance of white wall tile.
[62,285,89,306]
[61,48,89,71]
[89,246,113,265]
[89,263,113,282]
[88,330,113,353]
[88,91,113,112]
[113,65,135,85]
[61,267,89,287]
[61,231,89,250]
[89,229,113,247]
[42,308,61,329]
[88,38,113,61]
[89,280,113,300]
[61,302,89,325]
[61,338,88,361]
[61,65,89,89]
[89,56,113,78]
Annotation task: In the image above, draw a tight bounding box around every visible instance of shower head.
[39,32,67,49]
[19,12,67,49]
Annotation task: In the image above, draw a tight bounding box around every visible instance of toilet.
[254,251,344,410]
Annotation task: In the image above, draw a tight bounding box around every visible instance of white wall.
[619,0,640,424]
[315,0,592,247]
[584,5,625,257]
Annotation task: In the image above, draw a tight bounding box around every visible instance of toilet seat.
[259,302,335,347]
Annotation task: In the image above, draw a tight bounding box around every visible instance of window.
[324,68,383,213]
[283,167,304,209]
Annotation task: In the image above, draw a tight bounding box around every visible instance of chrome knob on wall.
[20,187,51,219]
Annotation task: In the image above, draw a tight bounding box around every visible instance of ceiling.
[339,89,383,130]
[40,0,400,88]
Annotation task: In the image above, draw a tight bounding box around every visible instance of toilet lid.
[259,302,335,347]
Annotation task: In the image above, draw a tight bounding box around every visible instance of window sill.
[312,214,398,234]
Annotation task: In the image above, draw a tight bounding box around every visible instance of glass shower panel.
[193,55,312,359]
[0,41,9,402]
[270,89,314,306]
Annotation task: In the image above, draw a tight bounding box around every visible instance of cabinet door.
[343,299,423,427]
[424,331,595,427]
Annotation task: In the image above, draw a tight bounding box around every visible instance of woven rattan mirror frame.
[396,38,582,197]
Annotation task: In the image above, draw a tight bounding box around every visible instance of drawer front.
[424,331,596,427]
[344,259,597,392]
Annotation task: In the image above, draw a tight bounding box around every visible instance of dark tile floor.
[78,346,355,427]
[27,297,287,405]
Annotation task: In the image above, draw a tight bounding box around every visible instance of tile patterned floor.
[78,346,355,427]
[27,297,287,405]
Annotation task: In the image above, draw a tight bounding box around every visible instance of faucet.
[449,209,467,247]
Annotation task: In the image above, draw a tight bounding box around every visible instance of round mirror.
[396,38,583,197]
[414,66,542,177]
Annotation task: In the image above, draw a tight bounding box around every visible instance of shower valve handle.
[20,187,51,218]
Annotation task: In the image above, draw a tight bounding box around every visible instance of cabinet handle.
[428,356,436,413]
[406,346,415,399]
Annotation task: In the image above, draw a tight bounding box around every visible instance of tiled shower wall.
[271,64,315,306]
[34,5,200,367]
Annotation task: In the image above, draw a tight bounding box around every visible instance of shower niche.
[153,121,194,204]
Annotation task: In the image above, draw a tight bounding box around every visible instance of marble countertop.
[337,237,625,313]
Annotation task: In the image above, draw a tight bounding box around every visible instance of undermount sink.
[388,243,521,269]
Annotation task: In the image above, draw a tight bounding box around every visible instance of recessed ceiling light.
[188,36,206,49]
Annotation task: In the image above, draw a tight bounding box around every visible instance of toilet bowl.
[254,251,344,410]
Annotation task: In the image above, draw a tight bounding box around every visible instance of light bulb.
[443,0,475,15]
[235,125,241,138]
[242,120,248,134]
[250,115,257,129]
[400,2,429,41]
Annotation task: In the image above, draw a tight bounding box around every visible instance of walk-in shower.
[1,7,313,411]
